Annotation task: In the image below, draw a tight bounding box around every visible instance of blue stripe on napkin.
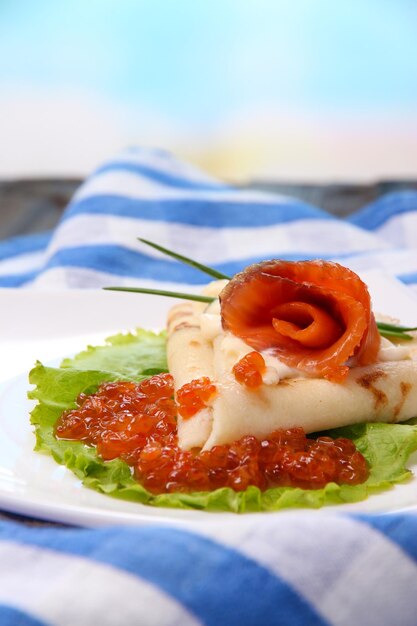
[40,245,397,285]
[40,246,318,283]
[43,245,235,283]
[0,271,37,287]
[94,161,229,190]
[397,271,417,285]
[0,232,51,261]
[0,606,48,626]
[64,195,329,228]
[359,514,417,562]
[349,190,417,230]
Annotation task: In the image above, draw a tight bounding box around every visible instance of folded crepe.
[167,261,417,451]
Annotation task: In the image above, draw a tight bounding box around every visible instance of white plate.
[1,271,417,527]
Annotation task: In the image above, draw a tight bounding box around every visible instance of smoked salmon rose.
[220,260,381,382]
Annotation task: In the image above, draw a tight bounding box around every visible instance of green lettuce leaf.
[29,328,417,513]
[60,328,168,379]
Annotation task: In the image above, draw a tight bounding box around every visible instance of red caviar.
[55,374,369,494]
[233,351,266,388]
[176,376,216,419]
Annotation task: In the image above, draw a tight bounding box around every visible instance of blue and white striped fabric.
[1,146,417,291]
[2,147,417,625]
[2,514,417,625]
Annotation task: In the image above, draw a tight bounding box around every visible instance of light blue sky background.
[1,0,416,122]
[0,1,416,179]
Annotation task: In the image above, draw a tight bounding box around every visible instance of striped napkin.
[1,146,416,291]
[1,147,417,625]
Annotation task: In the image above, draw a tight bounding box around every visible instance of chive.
[103,286,215,303]
[378,328,414,341]
[376,322,417,333]
[376,321,416,341]
[138,238,231,281]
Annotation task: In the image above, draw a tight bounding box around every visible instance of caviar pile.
[176,376,216,419]
[233,351,266,388]
[55,373,369,494]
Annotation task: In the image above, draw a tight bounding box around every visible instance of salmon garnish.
[220,260,380,382]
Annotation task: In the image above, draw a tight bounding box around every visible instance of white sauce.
[261,350,303,383]
[200,311,223,342]
[199,288,223,341]
[378,336,412,362]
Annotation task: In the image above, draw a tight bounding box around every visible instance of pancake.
[167,268,417,451]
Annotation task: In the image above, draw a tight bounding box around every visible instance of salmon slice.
[220,260,381,382]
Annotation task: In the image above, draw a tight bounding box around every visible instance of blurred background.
[0,0,417,234]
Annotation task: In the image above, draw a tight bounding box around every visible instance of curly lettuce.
[29,329,417,513]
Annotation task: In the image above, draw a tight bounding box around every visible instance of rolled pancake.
[167,301,214,449]
[204,359,417,450]
[167,282,417,451]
